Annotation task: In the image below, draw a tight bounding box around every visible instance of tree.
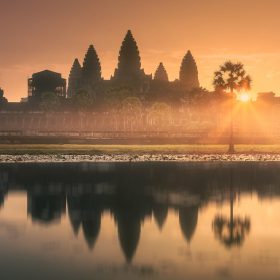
[184,87,210,106]
[122,96,142,115]
[154,62,169,82]
[179,50,200,90]
[149,102,171,127]
[213,61,251,153]
[71,90,94,111]
[104,86,134,111]
[121,97,143,131]
[40,92,61,111]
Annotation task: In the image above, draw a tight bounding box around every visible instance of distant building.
[28,70,66,101]
[257,92,280,103]
[0,87,8,104]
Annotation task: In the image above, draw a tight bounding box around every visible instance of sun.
[238,92,251,103]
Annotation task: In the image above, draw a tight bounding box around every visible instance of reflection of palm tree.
[213,214,250,248]
[213,169,251,247]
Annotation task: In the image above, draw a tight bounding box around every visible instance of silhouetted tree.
[39,92,61,111]
[71,90,94,111]
[149,102,171,127]
[67,58,82,98]
[154,62,169,82]
[104,86,134,111]
[213,61,251,153]
[122,96,142,115]
[179,51,200,90]
[121,96,143,131]
[183,87,210,106]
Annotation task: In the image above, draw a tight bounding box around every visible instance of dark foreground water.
[0,162,280,280]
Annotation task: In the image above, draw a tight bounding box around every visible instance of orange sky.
[1,0,280,101]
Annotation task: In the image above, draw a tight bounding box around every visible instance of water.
[0,162,280,280]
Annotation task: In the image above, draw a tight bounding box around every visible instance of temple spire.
[114,30,143,81]
[154,62,169,82]
[179,50,199,90]
[67,58,82,98]
[82,44,102,84]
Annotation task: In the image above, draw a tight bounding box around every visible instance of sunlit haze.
[1,0,280,101]
[238,92,251,102]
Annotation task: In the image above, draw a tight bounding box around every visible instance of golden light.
[238,92,251,103]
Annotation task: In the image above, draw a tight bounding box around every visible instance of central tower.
[113,30,144,83]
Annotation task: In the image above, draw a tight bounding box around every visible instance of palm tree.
[213,61,251,153]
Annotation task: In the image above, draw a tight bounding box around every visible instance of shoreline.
[2,153,280,163]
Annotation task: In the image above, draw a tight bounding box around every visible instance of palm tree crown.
[213,61,252,92]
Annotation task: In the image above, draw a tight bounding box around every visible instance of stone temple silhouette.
[6,29,200,107]
[28,70,66,102]
[66,30,200,102]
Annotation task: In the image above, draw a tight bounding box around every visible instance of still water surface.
[0,162,280,280]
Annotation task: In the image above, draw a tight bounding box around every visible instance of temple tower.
[113,30,144,83]
[82,44,102,85]
[67,58,82,98]
[179,50,199,90]
[154,62,169,82]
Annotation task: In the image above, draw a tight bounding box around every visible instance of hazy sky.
[1,0,280,101]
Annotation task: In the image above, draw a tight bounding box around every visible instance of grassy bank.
[0,144,279,155]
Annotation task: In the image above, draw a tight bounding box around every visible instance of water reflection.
[1,162,280,279]
[213,169,251,248]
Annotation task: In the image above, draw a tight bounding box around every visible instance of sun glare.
[239,92,251,103]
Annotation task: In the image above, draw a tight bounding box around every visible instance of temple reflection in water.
[1,162,280,265]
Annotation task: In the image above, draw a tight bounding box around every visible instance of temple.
[1,30,202,111]
[179,50,200,90]
[28,70,66,102]
[65,30,200,102]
